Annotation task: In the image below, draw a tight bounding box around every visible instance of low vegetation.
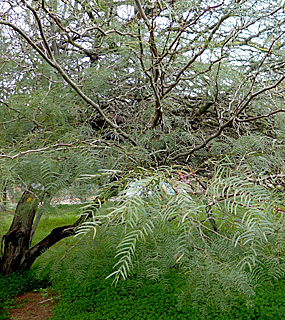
[1,201,284,319]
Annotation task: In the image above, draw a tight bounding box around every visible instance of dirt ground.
[9,291,56,320]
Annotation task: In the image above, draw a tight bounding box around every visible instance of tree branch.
[20,214,86,271]
[164,11,231,96]
[171,75,284,161]
[134,0,151,29]
[0,18,137,145]
[236,109,284,123]
[0,140,123,160]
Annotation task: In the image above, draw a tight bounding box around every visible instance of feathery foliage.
[77,161,284,308]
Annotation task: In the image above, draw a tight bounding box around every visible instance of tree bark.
[0,189,39,275]
[0,189,86,276]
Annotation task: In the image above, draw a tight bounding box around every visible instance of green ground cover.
[51,272,285,320]
[1,205,284,320]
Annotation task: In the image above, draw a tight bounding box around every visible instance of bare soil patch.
[9,291,56,320]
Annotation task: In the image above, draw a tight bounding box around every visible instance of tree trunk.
[0,189,86,276]
[0,189,39,275]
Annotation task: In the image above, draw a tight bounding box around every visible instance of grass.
[0,208,14,234]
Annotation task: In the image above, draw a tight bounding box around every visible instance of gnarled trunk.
[0,189,86,276]
[0,189,39,275]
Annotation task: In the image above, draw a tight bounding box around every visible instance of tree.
[0,0,284,275]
